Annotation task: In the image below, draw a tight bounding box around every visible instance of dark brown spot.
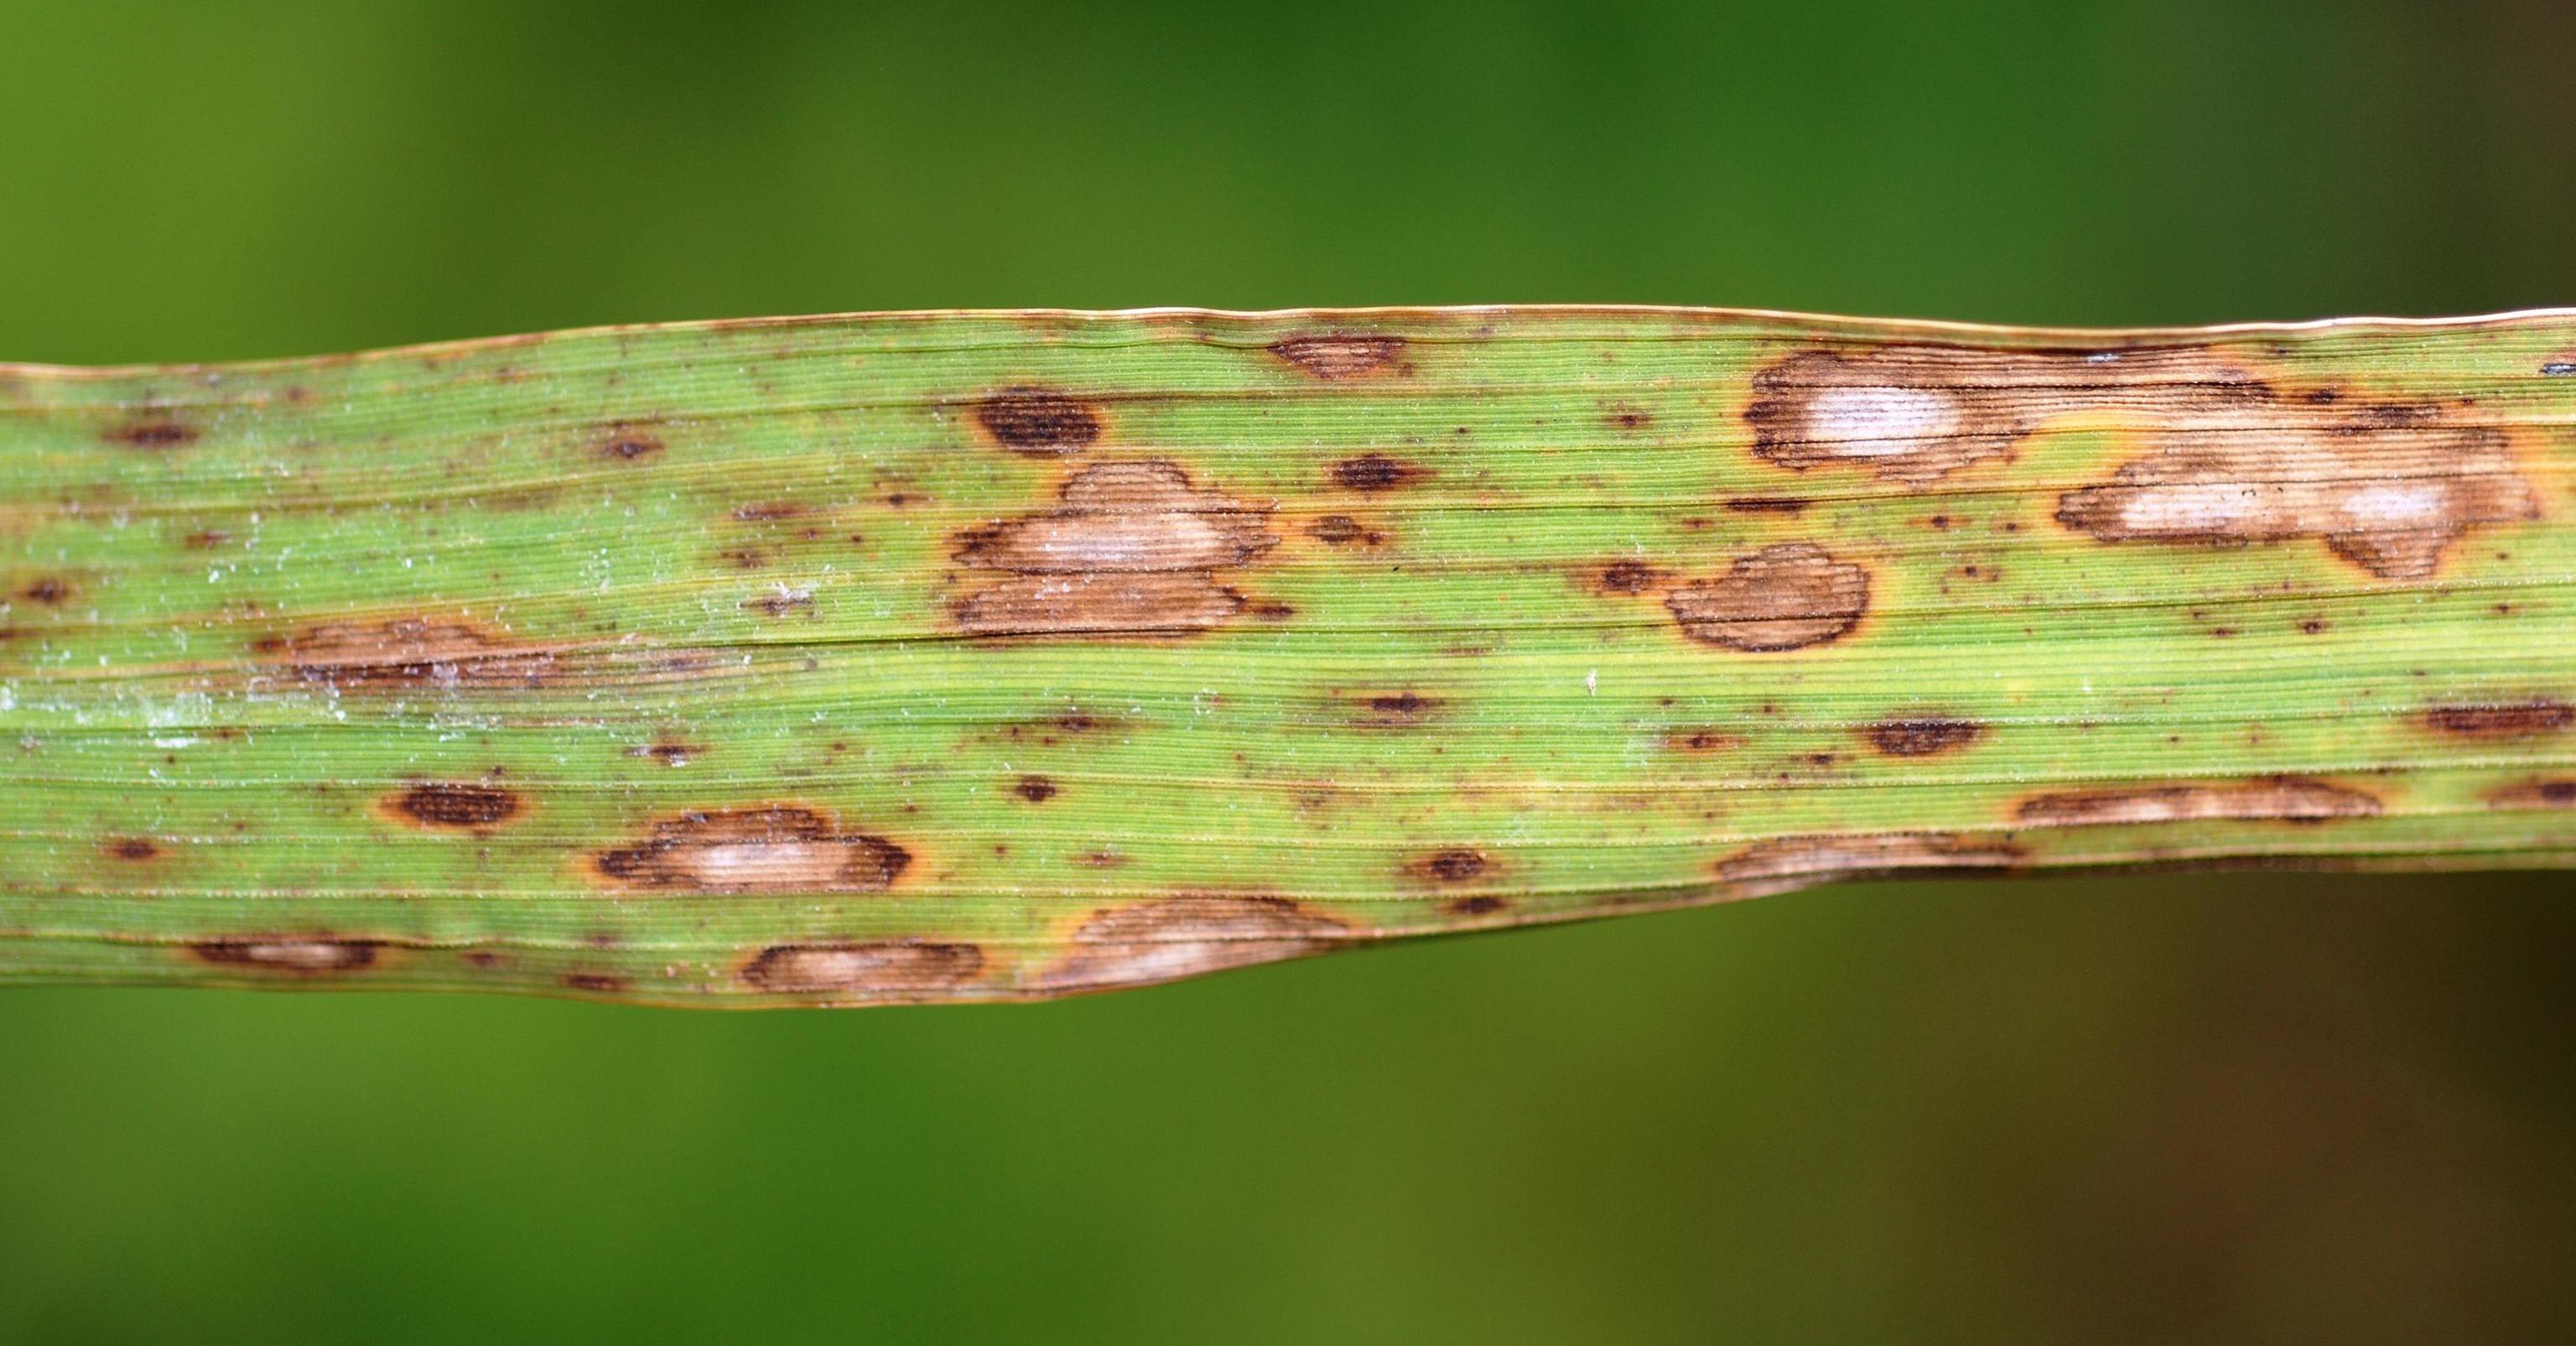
[191,938,378,974]
[1446,895,1509,916]
[1409,848,1489,883]
[105,837,162,862]
[560,973,629,994]
[1866,717,1987,757]
[1596,560,1664,595]
[2486,778,2576,809]
[385,782,524,829]
[1715,832,2026,898]
[740,940,986,999]
[1665,729,1742,753]
[1605,405,1653,432]
[1270,335,1406,381]
[182,529,231,550]
[716,548,772,570]
[972,387,1102,455]
[2421,699,2574,738]
[2014,777,2381,826]
[1041,896,1351,992]
[460,949,504,969]
[1663,543,1870,652]
[950,460,1278,638]
[1724,496,1812,514]
[592,805,911,893]
[598,428,663,460]
[1015,775,1057,803]
[104,419,200,450]
[1329,454,1429,492]
[16,576,73,605]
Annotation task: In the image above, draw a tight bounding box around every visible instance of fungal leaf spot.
[972,387,1103,455]
[2014,777,2381,827]
[593,805,911,893]
[949,460,1278,638]
[1270,335,1406,381]
[740,940,986,999]
[1663,543,1869,652]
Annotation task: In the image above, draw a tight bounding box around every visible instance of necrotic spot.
[1269,335,1405,380]
[974,388,1102,455]
[1664,543,1870,652]
[740,940,986,996]
[1329,454,1428,491]
[1015,775,1058,803]
[105,420,200,449]
[389,782,524,829]
[592,805,911,893]
[1865,717,1986,757]
[2421,699,2574,738]
[191,938,378,974]
[1411,849,1489,882]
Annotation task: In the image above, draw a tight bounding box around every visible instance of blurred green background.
[3,1,2572,1340]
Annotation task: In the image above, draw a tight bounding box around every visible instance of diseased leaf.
[3,306,2571,1005]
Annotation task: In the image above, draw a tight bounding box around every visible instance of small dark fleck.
[1725,496,1811,514]
[561,973,629,994]
[106,837,162,861]
[1446,895,1509,916]
[1015,775,1057,803]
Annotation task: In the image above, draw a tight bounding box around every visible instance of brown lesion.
[13,575,75,606]
[103,418,200,450]
[1269,335,1407,381]
[380,781,526,830]
[1333,689,1446,730]
[970,387,1104,455]
[1664,728,1743,754]
[1405,848,1492,883]
[252,616,720,691]
[595,424,665,461]
[2486,779,2576,809]
[103,837,164,862]
[1863,716,1987,757]
[1327,453,1431,492]
[740,940,987,999]
[592,805,911,894]
[2418,699,2573,738]
[190,938,380,974]
[1714,832,2026,898]
[2013,777,2381,827]
[948,460,1280,638]
[1039,895,1352,993]
[1747,343,2541,579]
[1662,543,1871,652]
